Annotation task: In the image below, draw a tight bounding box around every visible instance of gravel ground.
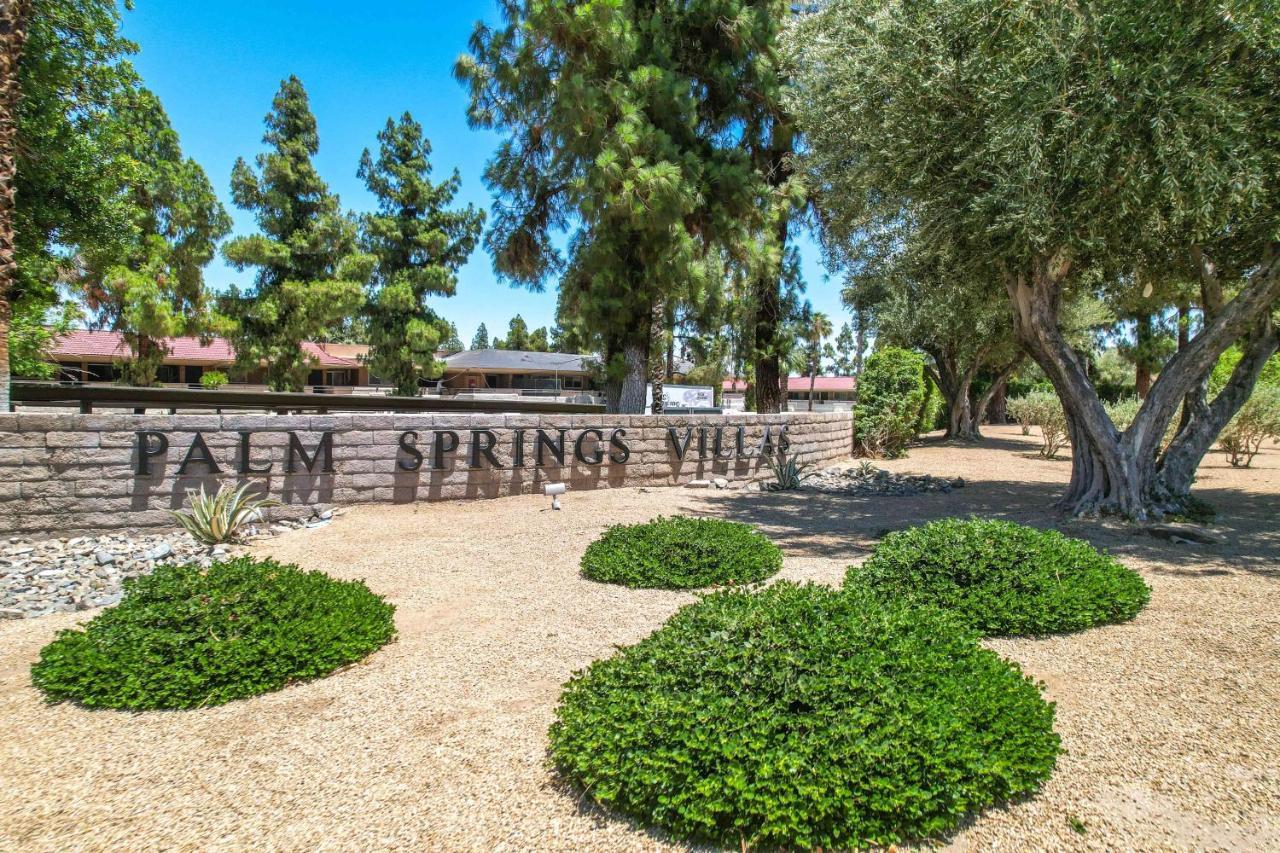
[1,425,1276,851]
[0,510,335,619]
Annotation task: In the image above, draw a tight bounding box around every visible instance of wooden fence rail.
[9,382,606,415]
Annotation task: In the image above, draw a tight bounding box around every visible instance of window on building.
[184,365,204,384]
[156,365,181,384]
[307,370,324,386]
[86,363,116,382]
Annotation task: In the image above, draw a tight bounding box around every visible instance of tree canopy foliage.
[80,86,231,385]
[457,0,796,412]
[792,0,1280,517]
[4,0,142,401]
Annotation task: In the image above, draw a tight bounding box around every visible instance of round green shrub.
[849,518,1150,636]
[31,557,396,710]
[580,515,782,589]
[549,582,1060,849]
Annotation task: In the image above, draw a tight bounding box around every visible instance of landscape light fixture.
[545,482,567,510]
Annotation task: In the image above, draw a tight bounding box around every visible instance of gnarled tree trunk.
[927,348,987,441]
[975,357,1023,431]
[1006,245,1280,519]
[0,0,33,413]
[1158,317,1278,496]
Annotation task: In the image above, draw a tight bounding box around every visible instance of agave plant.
[855,460,879,477]
[171,483,281,546]
[762,451,815,492]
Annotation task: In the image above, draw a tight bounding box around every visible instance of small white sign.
[647,384,716,410]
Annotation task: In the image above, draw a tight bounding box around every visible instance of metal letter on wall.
[178,432,222,475]
[398,431,424,471]
[134,431,169,475]
[286,431,335,474]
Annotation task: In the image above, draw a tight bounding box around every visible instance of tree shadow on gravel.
[700,479,1279,576]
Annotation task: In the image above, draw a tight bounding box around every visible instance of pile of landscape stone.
[0,507,335,620]
[803,464,965,496]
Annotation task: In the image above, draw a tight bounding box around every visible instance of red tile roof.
[722,375,858,393]
[50,329,360,368]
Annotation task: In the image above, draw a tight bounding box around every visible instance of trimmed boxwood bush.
[549,582,1060,849]
[580,515,782,589]
[31,557,396,710]
[849,518,1150,636]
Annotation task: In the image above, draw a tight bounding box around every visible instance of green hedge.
[550,582,1060,849]
[31,557,396,710]
[580,516,782,589]
[848,518,1149,636]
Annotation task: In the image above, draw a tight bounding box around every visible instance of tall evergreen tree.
[493,314,530,351]
[359,112,483,396]
[81,86,231,385]
[457,1,775,413]
[826,322,858,375]
[220,76,368,391]
[470,322,489,350]
[440,321,464,353]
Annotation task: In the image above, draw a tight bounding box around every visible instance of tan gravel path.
[1,426,1277,851]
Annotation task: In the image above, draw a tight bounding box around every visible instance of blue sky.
[121,1,846,345]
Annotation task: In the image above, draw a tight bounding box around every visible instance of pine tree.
[494,315,530,351]
[220,76,368,391]
[827,322,858,375]
[470,323,489,350]
[81,86,231,385]
[359,113,483,396]
[440,322,464,353]
[457,2,780,413]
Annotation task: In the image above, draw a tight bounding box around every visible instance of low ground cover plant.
[549,582,1060,849]
[580,516,781,589]
[848,518,1149,636]
[31,557,396,710]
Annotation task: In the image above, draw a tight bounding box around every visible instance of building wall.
[0,411,853,536]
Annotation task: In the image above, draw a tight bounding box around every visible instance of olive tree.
[792,0,1280,518]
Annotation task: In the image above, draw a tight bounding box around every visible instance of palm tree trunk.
[808,365,816,412]
[0,0,33,413]
[648,297,665,414]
